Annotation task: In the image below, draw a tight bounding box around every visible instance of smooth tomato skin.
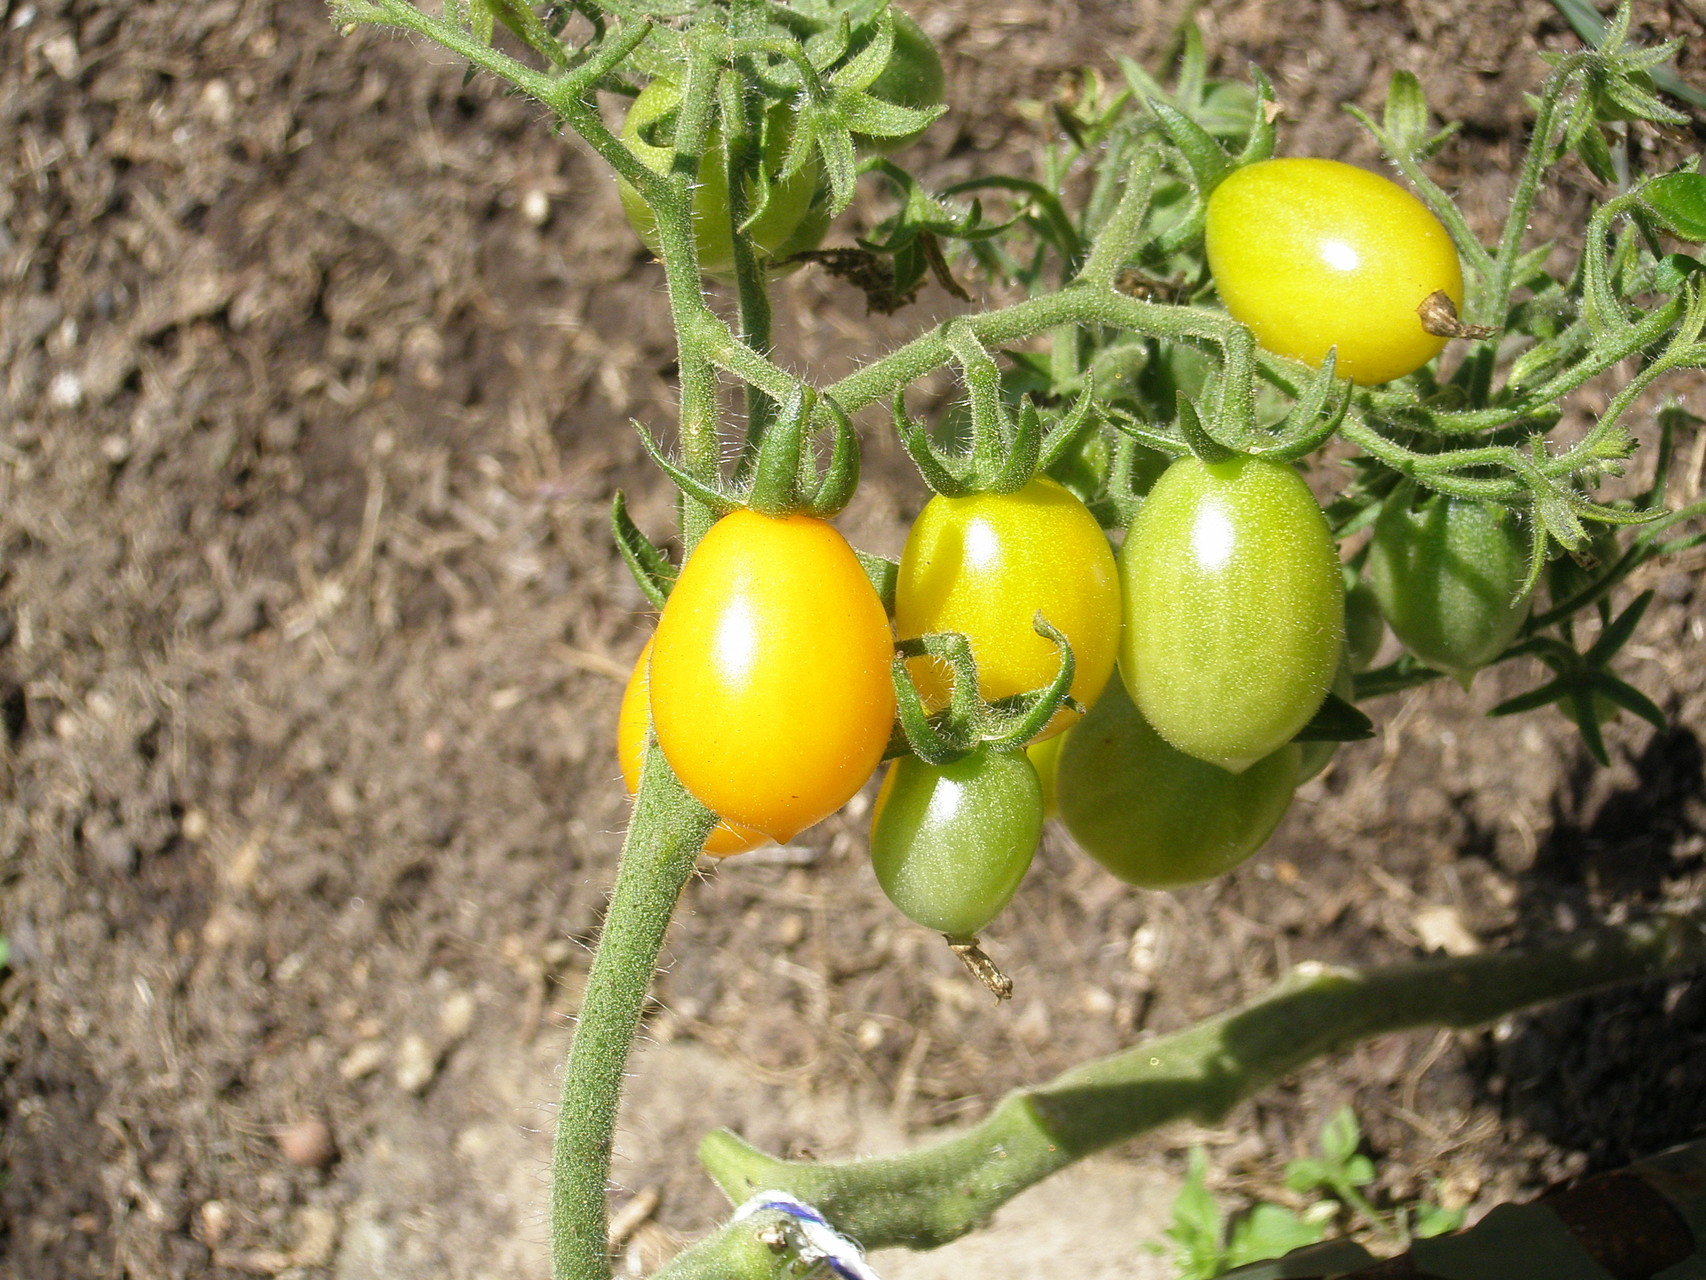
[617,639,769,857]
[1057,677,1299,889]
[1119,455,1344,772]
[894,476,1121,741]
[870,747,1043,937]
[650,510,896,842]
[1343,574,1387,673]
[1205,158,1464,386]
[1366,484,1533,680]
[1025,731,1064,818]
[617,78,829,281]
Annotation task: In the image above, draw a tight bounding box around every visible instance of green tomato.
[1119,454,1344,772]
[852,9,946,152]
[1205,158,1465,386]
[616,77,829,282]
[1366,483,1533,681]
[870,747,1043,938]
[1057,678,1299,889]
[1025,732,1063,818]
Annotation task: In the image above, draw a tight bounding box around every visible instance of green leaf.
[1225,1203,1328,1269]
[1318,1106,1362,1167]
[1291,692,1375,744]
[1653,252,1705,294]
[1411,1200,1466,1239]
[1283,1157,1331,1195]
[1640,173,1706,242]
[1149,99,1232,195]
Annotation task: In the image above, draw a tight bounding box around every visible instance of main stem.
[552,747,716,1280]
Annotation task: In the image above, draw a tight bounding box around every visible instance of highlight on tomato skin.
[1118,454,1344,773]
[893,475,1122,743]
[1204,157,1466,386]
[616,638,770,857]
[648,509,897,843]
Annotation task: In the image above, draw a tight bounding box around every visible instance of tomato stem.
[682,913,1706,1273]
[550,745,716,1280]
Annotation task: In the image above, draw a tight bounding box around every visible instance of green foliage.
[1161,1109,1465,1280]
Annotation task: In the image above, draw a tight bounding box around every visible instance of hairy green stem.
[551,746,716,1280]
[667,914,1706,1278]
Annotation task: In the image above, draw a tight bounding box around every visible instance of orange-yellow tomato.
[649,509,896,842]
[893,476,1121,741]
[617,639,769,857]
[1205,158,1465,386]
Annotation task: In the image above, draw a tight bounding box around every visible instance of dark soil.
[5,1,1706,1277]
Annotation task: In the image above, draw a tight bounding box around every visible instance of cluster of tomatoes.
[616,137,1535,944]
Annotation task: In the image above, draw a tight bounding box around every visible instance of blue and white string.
[732,1190,884,1280]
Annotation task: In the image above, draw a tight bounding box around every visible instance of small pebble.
[277,1117,337,1169]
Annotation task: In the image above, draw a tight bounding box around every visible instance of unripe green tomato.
[1365,484,1533,681]
[1205,158,1465,386]
[616,77,829,282]
[1295,657,1356,785]
[1057,677,1299,889]
[1119,454,1344,772]
[1343,574,1386,673]
[1025,731,1064,818]
[869,747,1043,938]
[853,10,946,152]
[895,476,1122,743]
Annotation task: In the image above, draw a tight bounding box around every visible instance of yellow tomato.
[649,509,896,842]
[1205,158,1464,386]
[893,477,1121,741]
[617,639,769,857]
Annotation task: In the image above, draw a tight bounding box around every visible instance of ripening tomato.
[617,639,769,857]
[1119,454,1344,772]
[1057,677,1299,889]
[649,509,896,842]
[1366,483,1533,681]
[1205,158,1465,385]
[869,747,1043,937]
[894,476,1121,741]
[1343,573,1387,673]
[617,77,830,281]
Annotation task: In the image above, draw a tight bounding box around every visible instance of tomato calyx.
[893,327,1100,496]
[635,382,861,519]
[889,615,1079,763]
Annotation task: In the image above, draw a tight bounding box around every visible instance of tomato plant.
[1119,454,1344,772]
[617,639,769,856]
[852,9,945,152]
[869,746,1043,938]
[1366,484,1533,681]
[894,476,1121,740]
[1057,678,1300,888]
[1205,158,1465,385]
[649,509,895,842]
[617,77,830,281]
[1296,658,1356,784]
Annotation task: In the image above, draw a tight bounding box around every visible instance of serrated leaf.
[1641,173,1706,242]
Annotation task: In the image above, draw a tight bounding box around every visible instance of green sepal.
[1290,691,1375,744]
[1234,67,1278,165]
[890,652,961,766]
[806,395,862,516]
[611,490,676,610]
[856,550,898,613]
[632,420,741,516]
[893,390,972,497]
[1149,98,1233,197]
[1036,377,1102,474]
[1176,393,1237,465]
[984,615,1077,749]
[1261,350,1349,463]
